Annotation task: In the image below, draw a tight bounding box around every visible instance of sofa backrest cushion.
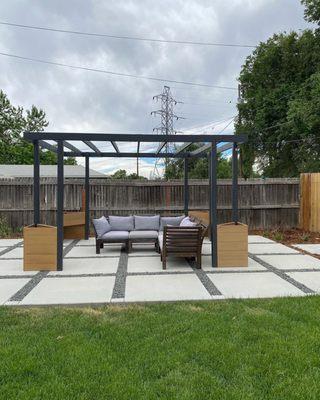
[160,215,184,231]
[109,215,134,231]
[134,215,160,231]
[92,216,111,238]
[180,216,198,227]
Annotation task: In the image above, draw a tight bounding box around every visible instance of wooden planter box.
[23,224,57,271]
[217,222,248,267]
[64,211,85,239]
[300,173,320,232]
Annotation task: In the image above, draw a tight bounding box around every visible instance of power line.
[0,21,257,49]
[0,51,238,90]
[180,115,236,133]
[217,118,235,134]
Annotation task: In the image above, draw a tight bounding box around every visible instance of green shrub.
[273,230,284,242]
[0,216,12,238]
[300,232,310,242]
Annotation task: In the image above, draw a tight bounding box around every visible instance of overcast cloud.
[0,0,312,176]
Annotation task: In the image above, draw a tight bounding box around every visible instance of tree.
[236,29,320,177]
[110,169,147,180]
[0,90,76,165]
[164,144,233,179]
[301,0,320,24]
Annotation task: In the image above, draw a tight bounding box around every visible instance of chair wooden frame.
[160,225,205,270]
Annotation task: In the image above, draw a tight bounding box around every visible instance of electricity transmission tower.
[151,86,183,178]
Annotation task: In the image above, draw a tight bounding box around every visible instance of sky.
[0,0,312,177]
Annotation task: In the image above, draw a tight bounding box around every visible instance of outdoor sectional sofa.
[92,214,206,269]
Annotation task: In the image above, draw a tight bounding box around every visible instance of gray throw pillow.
[109,215,134,231]
[92,216,111,238]
[180,216,198,227]
[160,215,184,231]
[134,215,160,231]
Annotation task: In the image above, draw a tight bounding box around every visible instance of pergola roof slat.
[63,141,82,153]
[191,142,233,156]
[83,141,101,154]
[111,141,120,153]
[38,140,58,153]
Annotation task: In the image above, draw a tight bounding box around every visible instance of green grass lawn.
[1,297,320,400]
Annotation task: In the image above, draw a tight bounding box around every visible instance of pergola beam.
[83,141,101,154]
[39,140,58,153]
[175,142,193,155]
[41,151,207,159]
[111,141,120,153]
[24,132,247,144]
[156,141,167,154]
[190,142,233,156]
[63,141,82,153]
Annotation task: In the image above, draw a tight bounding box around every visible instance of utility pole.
[151,86,183,178]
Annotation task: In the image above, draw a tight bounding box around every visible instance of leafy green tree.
[111,169,128,179]
[164,144,233,179]
[111,169,147,180]
[301,0,320,24]
[0,90,76,165]
[236,29,320,177]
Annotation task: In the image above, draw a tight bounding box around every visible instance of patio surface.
[1,235,320,306]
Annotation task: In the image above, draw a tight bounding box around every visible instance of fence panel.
[0,177,300,231]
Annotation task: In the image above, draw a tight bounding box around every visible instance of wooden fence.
[0,177,300,231]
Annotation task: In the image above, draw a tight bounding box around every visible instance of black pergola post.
[85,155,90,240]
[33,140,40,226]
[184,157,189,216]
[208,153,211,228]
[232,143,238,224]
[57,140,64,270]
[210,142,218,268]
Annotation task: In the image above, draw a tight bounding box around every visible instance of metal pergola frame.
[24,131,247,271]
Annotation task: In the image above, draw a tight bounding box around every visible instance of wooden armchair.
[159,225,205,270]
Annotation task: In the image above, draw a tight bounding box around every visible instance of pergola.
[23,131,247,270]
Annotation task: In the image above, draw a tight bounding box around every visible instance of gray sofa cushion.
[160,215,184,231]
[109,216,134,231]
[100,231,129,241]
[158,232,163,250]
[134,215,160,231]
[129,230,158,240]
[92,216,111,238]
[180,216,198,227]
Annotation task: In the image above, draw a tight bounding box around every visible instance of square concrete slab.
[65,245,121,258]
[127,256,192,273]
[258,254,320,270]
[0,239,23,247]
[248,235,275,244]
[49,257,119,275]
[202,243,212,255]
[129,244,159,257]
[20,276,115,305]
[0,259,37,276]
[0,278,30,304]
[249,243,299,255]
[288,272,320,292]
[125,274,211,302]
[208,272,303,299]
[0,247,23,259]
[293,244,320,255]
[76,238,97,246]
[202,256,266,272]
